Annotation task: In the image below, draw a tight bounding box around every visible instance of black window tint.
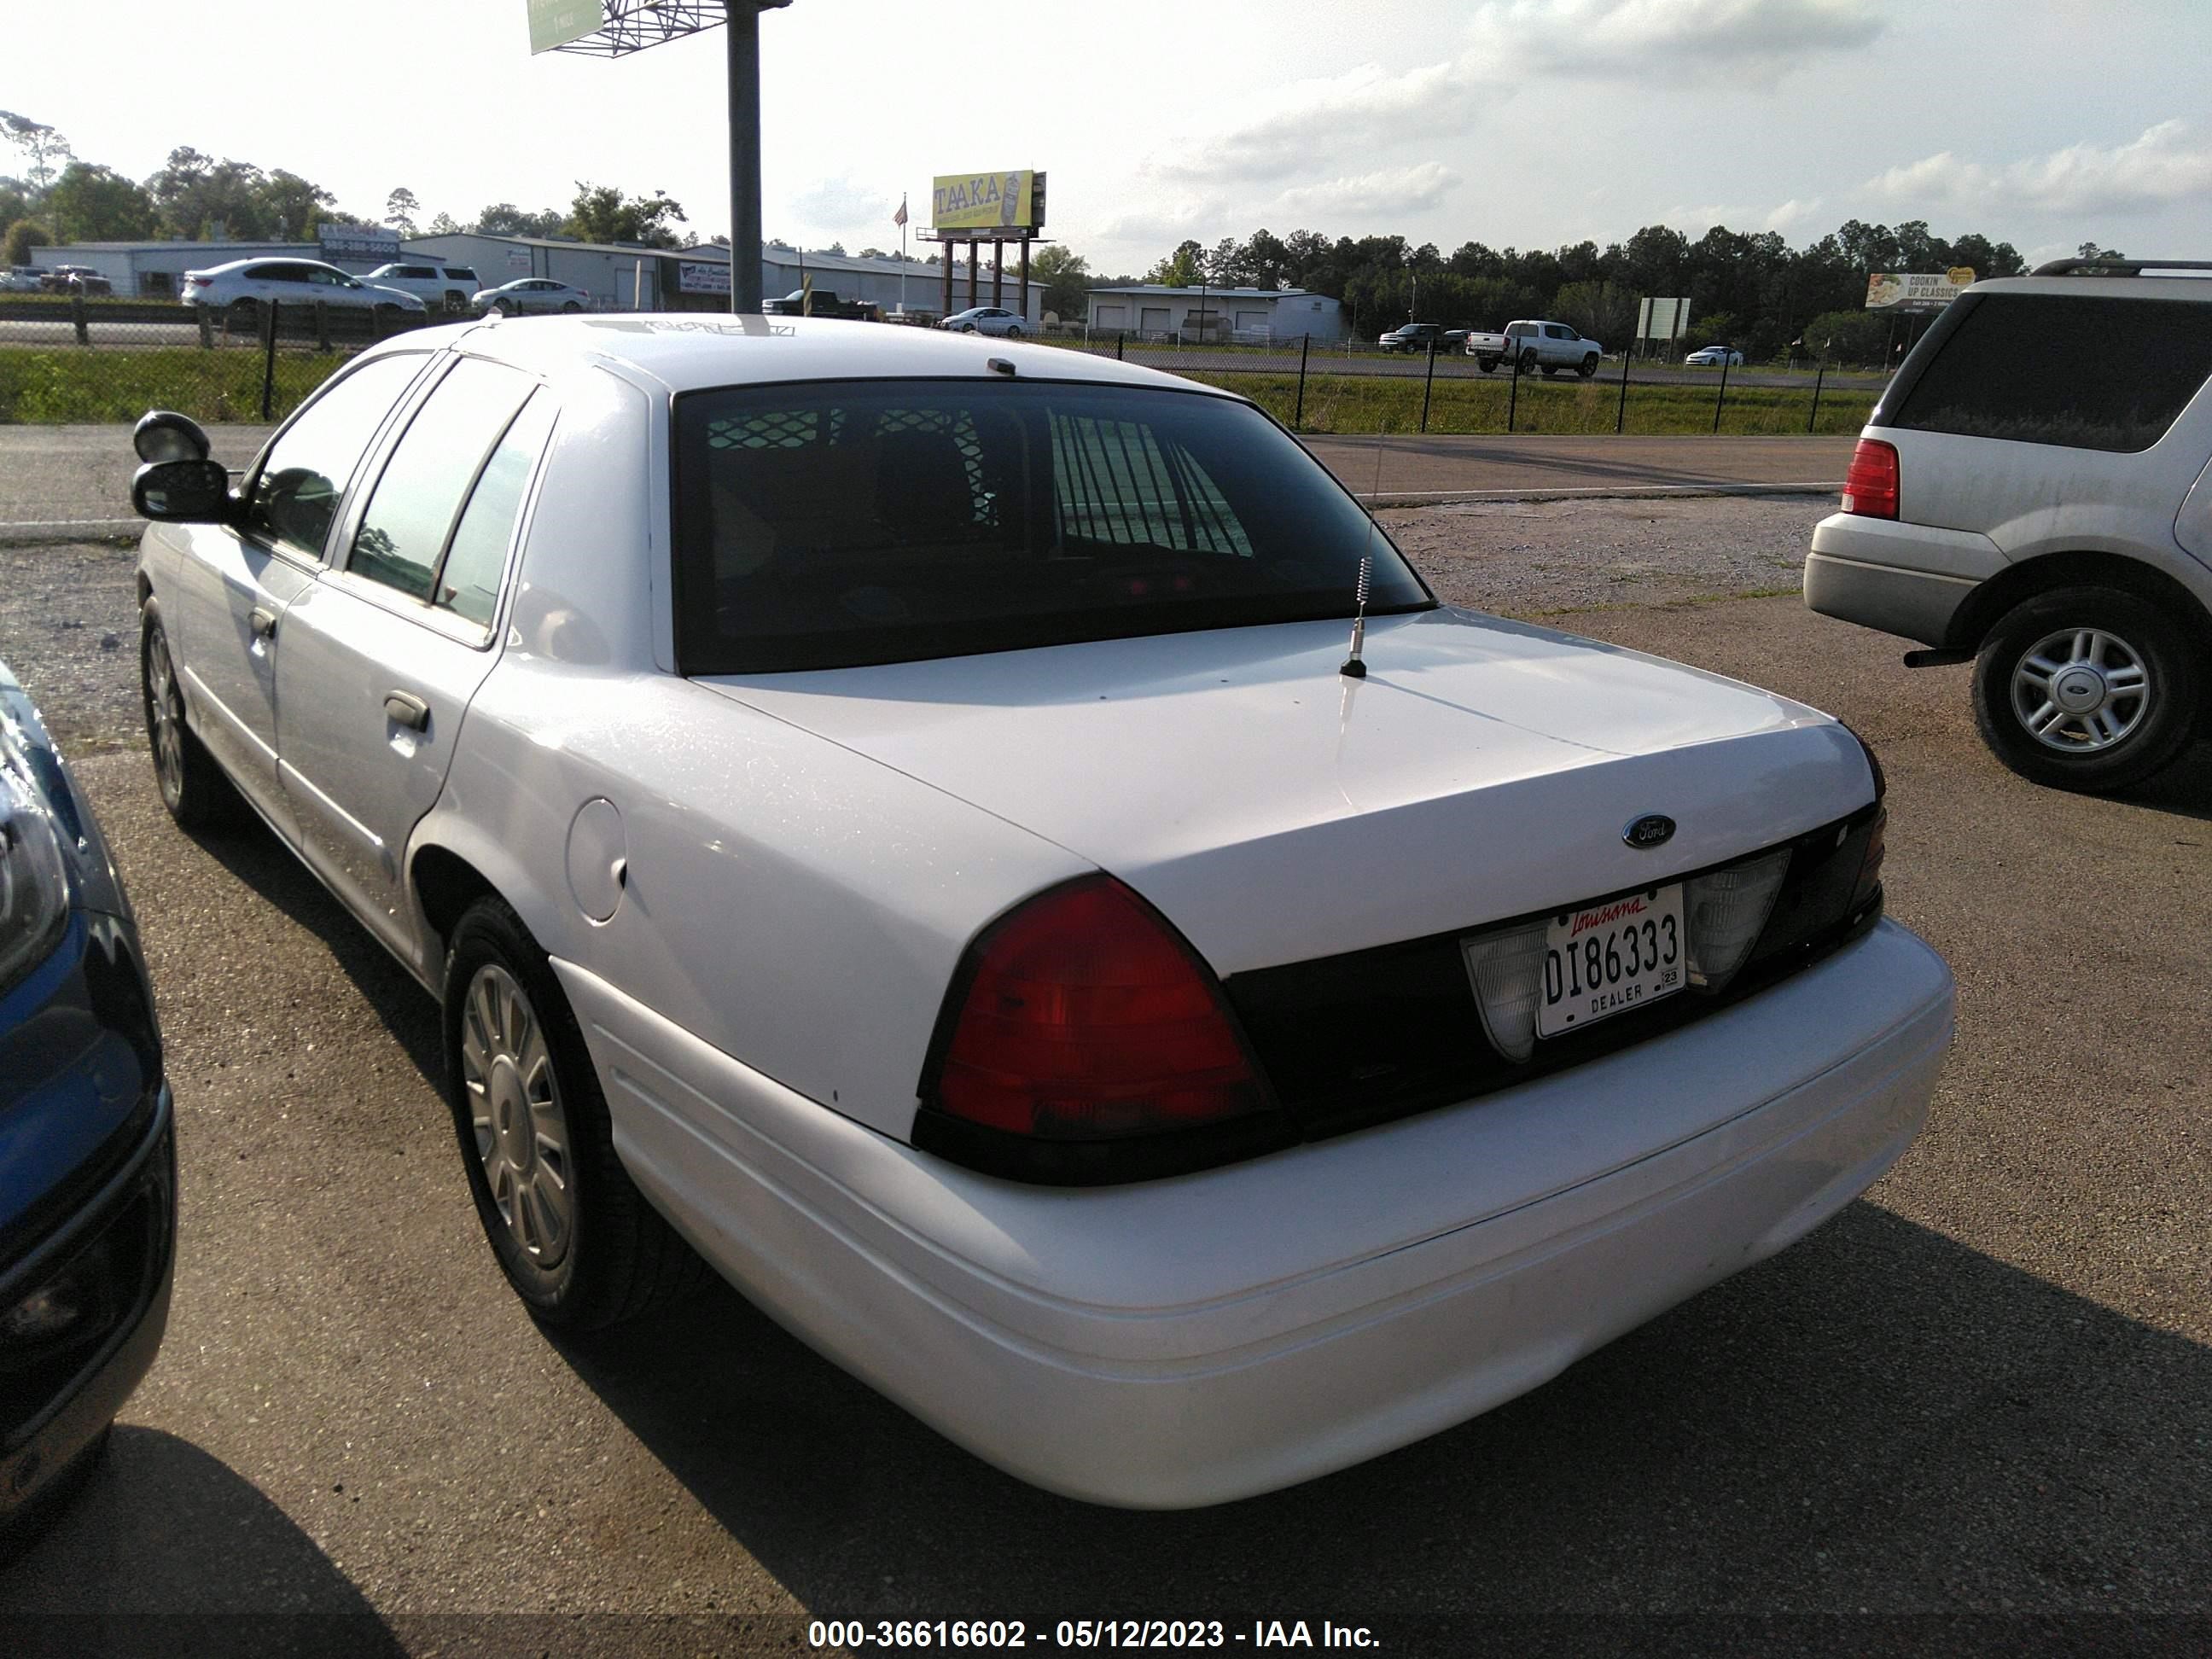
[348,358,535,602]
[436,390,556,628]
[672,380,1430,673]
[247,354,429,559]
[1891,294,2212,453]
[445,269,477,281]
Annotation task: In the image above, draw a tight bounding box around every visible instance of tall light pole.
[536,0,790,314]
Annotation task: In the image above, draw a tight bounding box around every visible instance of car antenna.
[1342,427,1388,678]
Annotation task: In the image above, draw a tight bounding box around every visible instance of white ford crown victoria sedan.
[126,315,1953,1508]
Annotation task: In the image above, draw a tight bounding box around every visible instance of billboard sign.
[527,0,604,53]
[1636,296,1691,341]
[932,170,1043,232]
[678,260,731,295]
[1865,270,1976,311]
[317,222,400,261]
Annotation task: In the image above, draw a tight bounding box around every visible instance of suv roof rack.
[2029,258,2212,277]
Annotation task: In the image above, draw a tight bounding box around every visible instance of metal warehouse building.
[664,242,1045,323]
[1086,285,1346,344]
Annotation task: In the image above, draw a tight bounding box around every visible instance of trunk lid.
[701,607,1872,973]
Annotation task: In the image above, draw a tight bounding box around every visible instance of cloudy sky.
[16,0,2212,271]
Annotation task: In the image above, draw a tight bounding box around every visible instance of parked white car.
[126,317,1951,1508]
[0,265,45,293]
[364,261,484,315]
[938,305,1027,337]
[1805,257,2212,793]
[471,277,590,317]
[178,258,427,321]
[1685,345,1744,367]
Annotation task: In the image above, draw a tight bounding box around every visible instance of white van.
[1805,259,2212,793]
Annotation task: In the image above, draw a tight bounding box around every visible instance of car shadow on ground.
[0,1427,403,1655]
[550,1201,2211,1642]
[176,806,445,1093]
[2116,738,2212,823]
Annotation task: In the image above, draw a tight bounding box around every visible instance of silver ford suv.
[1805,259,2212,793]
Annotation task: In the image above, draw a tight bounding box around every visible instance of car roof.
[1967,273,2212,303]
[371,312,1243,399]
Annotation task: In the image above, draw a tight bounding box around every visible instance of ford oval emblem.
[1623,813,1676,850]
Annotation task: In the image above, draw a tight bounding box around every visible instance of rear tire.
[1518,347,1539,374]
[561,301,580,313]
[225,298,259,330]
[140,600,241,831]
[1970,586,2201,794]
[442,897,705,1331]
[1476,355,1499,373]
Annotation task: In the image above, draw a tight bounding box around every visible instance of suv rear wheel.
[1971,586,2201,794]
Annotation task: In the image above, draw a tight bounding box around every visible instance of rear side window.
[347,358,536,602]
[435,391,556,626]
[1890,294,2212,453]
[445,268,478,282]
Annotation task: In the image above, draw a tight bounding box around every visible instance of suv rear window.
[671,380,1431,673]
[1889,293,2212,453]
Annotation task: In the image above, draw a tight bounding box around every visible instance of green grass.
[0,345,347,422]
[1176,368,1877,437]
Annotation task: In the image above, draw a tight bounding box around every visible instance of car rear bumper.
[0,1083,176,1532]
[1805,514,2010,645]
[567,919,1953,1509]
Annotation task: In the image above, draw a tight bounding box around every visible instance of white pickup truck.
[1467,319,1604,376]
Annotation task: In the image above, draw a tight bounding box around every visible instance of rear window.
[671,380,1431,673]
[1889,293,2212,453]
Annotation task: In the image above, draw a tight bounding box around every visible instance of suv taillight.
[928,876,1272,1142]
[1841,439,1900,519]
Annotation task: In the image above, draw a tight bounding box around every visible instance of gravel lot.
[0,499,2207,1654]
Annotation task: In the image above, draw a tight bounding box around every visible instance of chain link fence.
[1026,329,1885,437]
[0,300,1885,437]
[0,293,435,424]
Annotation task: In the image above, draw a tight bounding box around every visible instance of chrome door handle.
[382,691,430,731]
[248,606,277,640]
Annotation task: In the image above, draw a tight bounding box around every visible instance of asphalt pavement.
[0,503,2204,1652]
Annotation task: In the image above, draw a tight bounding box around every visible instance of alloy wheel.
[144,626,185,810]
[461,963,575,1271]
[2009,626,2151,753]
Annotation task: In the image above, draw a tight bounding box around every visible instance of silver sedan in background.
[471,278,591,317]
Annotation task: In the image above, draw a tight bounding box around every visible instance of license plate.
[1537,885,1685,1039]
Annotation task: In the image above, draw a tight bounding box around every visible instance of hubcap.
[461,964,574,1271]
[2010,627,2151,754]
[144,628,184,807]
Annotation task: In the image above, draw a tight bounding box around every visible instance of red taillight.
[932,876,1270,1140]
[1841,438,1899,520]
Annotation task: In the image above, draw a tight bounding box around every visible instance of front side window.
[1889,293,2212,453]
[347,358,538,603]
[672,380,1431,673]
[246,353,430,560]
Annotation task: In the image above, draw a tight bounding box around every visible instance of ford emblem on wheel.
[1624,813,1676,848]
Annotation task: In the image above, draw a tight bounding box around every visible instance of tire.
[561,301,580,314]
[1518,347,1539,374]
[1970,586,2202,794]
[1476,356,1499,374]
[226,297,259,329]
[442,897,705,1330]
[1004,323,1023,338]
[491,300,512,317]
[1578,355,1598,378]
[140,600,241,831]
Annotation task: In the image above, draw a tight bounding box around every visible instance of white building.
[404,233,671,309]
[667,242,1045,323]
[1086,285,1345,344]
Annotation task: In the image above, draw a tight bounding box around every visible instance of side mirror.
[132,459,233,524]
[133,410,211,464]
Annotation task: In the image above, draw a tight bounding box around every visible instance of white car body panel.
[137,315,1951,1505]
[562,919,1950,1507]
[707,610,1873,975]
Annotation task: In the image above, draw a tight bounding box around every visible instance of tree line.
[0,108,693,271]
[1091,222,2058,364]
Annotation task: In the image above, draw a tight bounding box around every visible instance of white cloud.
[1863,120,2212,217]
[1264,163,1461,222]
[1152,58,1493,188]
[1523,0,1884,77]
